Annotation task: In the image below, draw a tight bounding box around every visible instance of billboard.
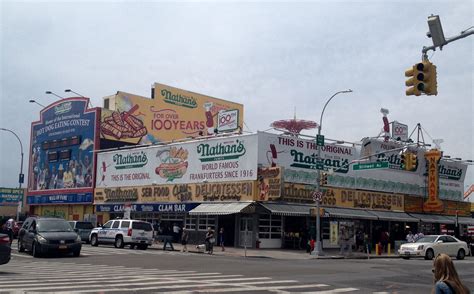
[96,134,258,188]
[27,98,98,204]
[0,188,24,205]
[257,131,359,184]
[100,83,244,144]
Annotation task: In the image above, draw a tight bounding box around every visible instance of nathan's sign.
[94,181,256,204]
[281,183,404,211]
[100,84,243,144]
[424,149,443,212]
[257,132,357,185]
[96,134,258,188]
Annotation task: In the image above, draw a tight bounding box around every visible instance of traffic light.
[320,172,328,186]
[406,153,418,171]
[400,152,406,170]
[405,60,437,96]
[424,62,438,96]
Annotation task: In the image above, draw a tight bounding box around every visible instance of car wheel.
[114,236,124,248]
[456,249,465,260]
[73,250,81,257]
[90,234,99,247]
[18,239,25,252]
[425,249,434,260]
[32,242,41,258]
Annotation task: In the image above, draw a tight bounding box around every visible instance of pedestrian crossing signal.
[320,172,328,186]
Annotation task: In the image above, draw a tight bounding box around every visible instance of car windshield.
[37,220,74,232]
[415,236,437,243]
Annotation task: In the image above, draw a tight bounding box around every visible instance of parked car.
[18,217,82,257]
[0,233,11,265]
[398,235,469,260]
[68,221,94,243]
[89,219,153,250]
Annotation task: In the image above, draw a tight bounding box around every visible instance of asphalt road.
[2,242,473,293]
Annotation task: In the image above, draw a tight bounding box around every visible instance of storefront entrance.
[239,217,253,247]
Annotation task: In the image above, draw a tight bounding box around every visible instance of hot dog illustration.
[203,102,214,135]
[101,104,147,140]
[155,147,189,181]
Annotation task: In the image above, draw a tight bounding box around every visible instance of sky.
[1,1,473,201]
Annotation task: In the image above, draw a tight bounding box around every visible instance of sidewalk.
[150,242,401,260]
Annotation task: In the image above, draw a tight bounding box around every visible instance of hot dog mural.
[100,83,244,144]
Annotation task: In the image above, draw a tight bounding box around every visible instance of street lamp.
[65,89,93,107]
[312,89,353,257]
[45,91,64,99]
[0,128,24,221]
[29,99,45,108]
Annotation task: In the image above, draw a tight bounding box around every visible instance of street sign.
[316,135,324,146]
[353,161,389,170]
[312,191,323,202]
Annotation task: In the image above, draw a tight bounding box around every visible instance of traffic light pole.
[422,23,473,58]
[311,90,352,257]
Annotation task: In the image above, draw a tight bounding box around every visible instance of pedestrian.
[406,231,415,243]
[432,253,470,294]
[181,229,189,252]
[162,226,174,251]
[205,227,215,254]
[415,231,425,241]
[380,230,389,253]
[6,217,14,244]
[218,227,225,251]
[173,223,181,242]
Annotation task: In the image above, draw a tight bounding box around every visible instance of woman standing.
[219,228,225,251]
[181,229,189,252]
[205,227,215,254]
[432,253,470,294]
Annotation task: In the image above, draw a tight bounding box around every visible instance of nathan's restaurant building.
[93,131,473,249]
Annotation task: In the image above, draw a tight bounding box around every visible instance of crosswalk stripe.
[4,257,359,293]
[297,288,359,293]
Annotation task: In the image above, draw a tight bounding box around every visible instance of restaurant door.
[239,217,253,247]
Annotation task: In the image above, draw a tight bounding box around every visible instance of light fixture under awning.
[369,210,418,222]
[259,202,315,216]
[188,202,254,215]
[408,213,455,224]
[324,207,378,220]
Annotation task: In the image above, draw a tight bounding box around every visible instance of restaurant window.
[197,215,216,231]
[258,214,282,239]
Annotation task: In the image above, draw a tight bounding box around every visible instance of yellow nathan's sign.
[94,181,256,204]
[281,183,404,211]
[100,83,244,144]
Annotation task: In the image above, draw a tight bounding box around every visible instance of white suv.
[89,219,154,250]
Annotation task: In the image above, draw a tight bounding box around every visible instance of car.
[68,221,94,243]
[18,217,82,257]
[398,235,469,260]
[0,233,11,265]
[89,219,153,250]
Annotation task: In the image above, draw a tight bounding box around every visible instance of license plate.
[59,245,67,249]
[404,251,410,255]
